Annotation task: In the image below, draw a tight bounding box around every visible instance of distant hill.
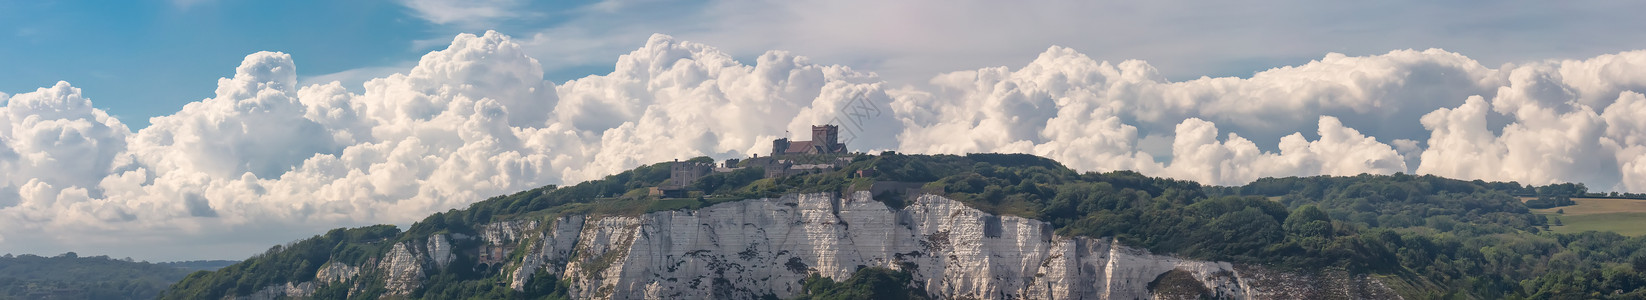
[0,252,194,300]
[157,260,240,272]
[159,152,1646,299]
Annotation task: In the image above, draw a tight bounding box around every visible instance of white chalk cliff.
[249,192,1399,299]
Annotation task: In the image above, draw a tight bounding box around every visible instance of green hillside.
[0,253,196,300]
[164,152,1646,299]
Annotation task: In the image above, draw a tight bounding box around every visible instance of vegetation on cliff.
[164,152,1646,299]
[162,225,402,299]
[793,267,930,300]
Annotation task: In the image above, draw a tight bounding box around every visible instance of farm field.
[1530,198,1646,236]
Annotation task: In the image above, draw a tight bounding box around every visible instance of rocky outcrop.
[236,260,363,299]
[484,219,539,245]
[382,243,425,296]
[426,234,454,269]
[511,215,586,290]
[562,217,642,299]
[242,281,318,300]
[315,262,360,284]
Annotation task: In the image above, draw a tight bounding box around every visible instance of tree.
[1199,207,1284,257]
[1552,217,1563,226]
[1557,209,1565,214]
[1284,205,1333,238]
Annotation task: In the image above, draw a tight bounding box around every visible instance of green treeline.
[0,252,193,300]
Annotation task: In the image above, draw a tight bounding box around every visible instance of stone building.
[650,125,857,198]
[667,160,714,188]
[651,159,715,198]
[478,244,512,265]
[772,125,847,156]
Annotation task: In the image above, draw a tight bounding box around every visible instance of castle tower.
[811,125,839,151]
[772,138,791,157]
[771,125,846,156]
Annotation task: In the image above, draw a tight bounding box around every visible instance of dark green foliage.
[1221,175,1646,299]
[1525,195,1578,209]
[791,267,929,300]
[1147,269,1213,299]
[0,253,192,300]
[1536,183,1590,198]
[873,188,909,209]
[1284,205,1333,238]
[161,225,401,299]
[522,271,573,300]
[962,153,1067,170]
[693,166,766,195]
[864,153,969,183]
[401,161,681,241]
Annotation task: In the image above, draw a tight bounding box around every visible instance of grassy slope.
[1532,198,1646,236]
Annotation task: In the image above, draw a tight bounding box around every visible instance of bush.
[792,267,928,300]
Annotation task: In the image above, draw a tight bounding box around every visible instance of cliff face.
[245,192,1399,299]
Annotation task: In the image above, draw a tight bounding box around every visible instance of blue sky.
[6,0,1646,261]
[9,0,1645,129]
[0,0,607,128]
[6,1,401,127]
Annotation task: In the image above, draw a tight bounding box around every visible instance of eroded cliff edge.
[254,192,1399,299]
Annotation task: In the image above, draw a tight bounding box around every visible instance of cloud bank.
[3,31,1646,260]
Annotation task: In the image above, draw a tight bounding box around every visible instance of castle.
[771,125,848,156]
[650,125,854,198]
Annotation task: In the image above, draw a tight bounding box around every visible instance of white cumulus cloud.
[894,45,1646,190]
[4,31,1646,260]
[1411,54,1646,190]
[1154,116,1405,185]
[0,31,894,260]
